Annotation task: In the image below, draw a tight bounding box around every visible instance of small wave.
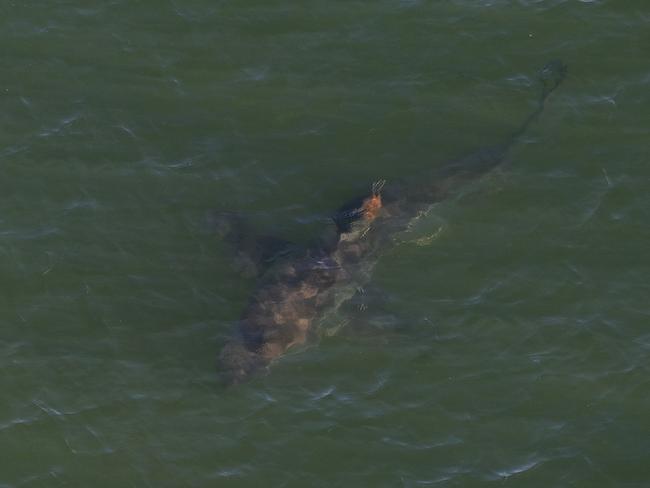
[211,467,247,478]
[0,416,39,432]
[63,199,99,212]
[413,476,453,485]
[382,434,463,450]
[0,144,28,158]
[308,385,336,401]
[491,456,544,479]
[38,112,82,138]
[240,66,270,82]
[63,425,115,456]
[0,226,61,241]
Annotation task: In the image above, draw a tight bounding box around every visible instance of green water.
[2,1,649,486]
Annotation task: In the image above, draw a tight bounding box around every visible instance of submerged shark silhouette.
[216,61,567,385]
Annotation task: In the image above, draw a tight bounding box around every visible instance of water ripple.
[492,459,542,480]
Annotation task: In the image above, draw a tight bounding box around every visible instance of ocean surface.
[1,1,649,486]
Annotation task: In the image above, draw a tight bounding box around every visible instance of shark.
[216,60,567,385]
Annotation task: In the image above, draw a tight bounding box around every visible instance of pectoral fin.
[208,211,296,277]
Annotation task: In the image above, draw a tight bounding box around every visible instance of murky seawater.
[1,1,649,486]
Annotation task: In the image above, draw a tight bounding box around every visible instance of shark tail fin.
[510,60,567,143]
[540,59,568,102]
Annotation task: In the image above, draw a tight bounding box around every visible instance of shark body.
[217,61,567,385]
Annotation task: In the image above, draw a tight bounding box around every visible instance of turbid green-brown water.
[2,1,649,486]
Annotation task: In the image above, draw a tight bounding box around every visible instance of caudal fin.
[511,60,567,142]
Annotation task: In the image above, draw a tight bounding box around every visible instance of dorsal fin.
[332,179,386,233]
